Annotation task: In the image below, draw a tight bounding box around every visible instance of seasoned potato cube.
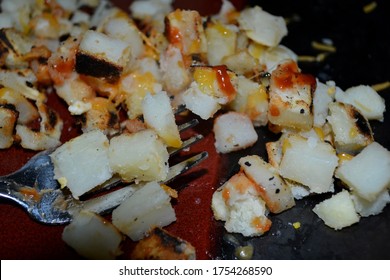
[213,112,258,154]
[212,172,272,237]
[327,102,373,154]
[335,85,386,121]
[112,181,176,241]
[142,91,182,148]
[165,9,207,56]
[239,155,295,213]
[192,65,237,105]
[238,6,287,47]
[335,142,390,202]
[51,130,112,198]
[108,129,169,183]
[228,75,268,127]
[313,190,360,230]
[76,30,131,81]
[131,227,196,260]
[279,134,338,194]
[62,211,123,260]
[268,60,315,131]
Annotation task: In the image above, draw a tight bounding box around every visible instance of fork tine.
[78,151,208,215]
[168,134,204,156]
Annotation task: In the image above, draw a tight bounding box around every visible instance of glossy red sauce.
[214,65,236,99]
[272,60,316,91]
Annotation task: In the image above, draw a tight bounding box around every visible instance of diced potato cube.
[112,181,176,241]
[0,105,17,148]
[103,15,144,60]
[260,45,298,72]
[239,155,295,213]
[131,227,196,260]
[213,112,258,154]
[192,65,237,105]
[335,142,390,201]
[142,91,182,148]
[228,75,268,127]
[108,129,169,183]
[212,171,271,237]
[279,134,338,194]
[313,190,360,230]
[160,45,191,94]
[0,87,39,124]
[352,190,390,217]
[205,21,237,65]
[327,102,373,154]
[62,211,123,260]
[238,6,287,47]
[51,130,112,198]
[165,9,207,55]
[268,60,315,131]
[312,80,335,127]
[182,81,221,120]
[226,196,272,237]
[120,70,163,119]
[335,85,386,121]
[76,30,131,81]
[222,50,259,75]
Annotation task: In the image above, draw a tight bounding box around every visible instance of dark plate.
[0,0,389,260]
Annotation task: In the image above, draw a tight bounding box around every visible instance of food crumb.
[292,222,301,229]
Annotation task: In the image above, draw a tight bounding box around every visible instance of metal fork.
[0,117,207,225]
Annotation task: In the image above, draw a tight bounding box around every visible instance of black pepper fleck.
[244,161,251,167]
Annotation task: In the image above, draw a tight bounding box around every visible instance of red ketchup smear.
[272,60,316,91]
[214,65,236,101]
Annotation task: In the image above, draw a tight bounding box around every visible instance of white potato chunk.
[112,181,176,241]
[327,102,373,154]
[103,15,144,60]
[0,87,39,124]
[51,130,112,198]
[78,30,130,68]
[335,85,386,121]
[142,91,182,148]
[205,21,237,66]
[239,155,295,213]
[62,211,123,260]
[352,190,390,217]
[182,82,221,120]
[222,50,259,75]
[312,80,335,127]
[335,142,390,201]
[313,190,360,230]
[228,75,268,127]
[108,129,169,183]
[160,45,191,94]
[0,106,17,148]
[279,135,338,194]
[238,6,287,47]
[260,45,298,71]
[213,112,258,154]
[212,172,272,237]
